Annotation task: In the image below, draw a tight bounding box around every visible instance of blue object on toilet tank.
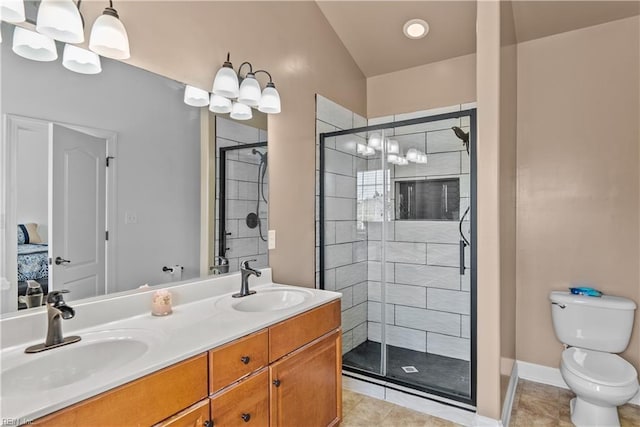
[569,287,602,297]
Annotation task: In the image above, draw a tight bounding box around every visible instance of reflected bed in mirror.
[0,23,268,313]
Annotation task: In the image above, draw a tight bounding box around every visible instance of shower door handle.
[459,240,465,275]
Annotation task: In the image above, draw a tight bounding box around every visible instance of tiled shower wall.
[315,95,369,355]
[366,105,474,361]
[317,98,475,361]
[215,117,269,273]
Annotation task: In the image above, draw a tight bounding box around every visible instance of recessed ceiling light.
[403,19,429,40]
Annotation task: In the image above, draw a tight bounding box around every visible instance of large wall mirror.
[0,21,269,314]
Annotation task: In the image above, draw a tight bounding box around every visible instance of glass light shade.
[238,73,261,107]
[1,0,25,23]
[387,154,399,164]
[212,65,239,99]
[62,44,102,74]
[183,85,209,107]
[209,93,232,114]
[89,10,130,59]
[258,83,281,114]
[230,102,252,120]
[36,0,84,43]
[406,148,419,162]
[357,143,375,156]
[386,139,399,154]
[368,133,383,150]
[12,26,57,61]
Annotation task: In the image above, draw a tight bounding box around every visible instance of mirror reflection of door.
[50,124,107,301]
[13,117,109,309]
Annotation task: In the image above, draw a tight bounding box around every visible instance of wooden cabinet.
[154,400,210,427]
[34,354,208,427]
[269,300,340,362]
[34,300,341,427]
[210,369,270,427]
[209,329,269,394]
[270,330,342,427]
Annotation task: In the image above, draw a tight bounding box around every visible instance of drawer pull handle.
[241,413,251,422]
[273,379,281,387]
[204,421,214,427]
[240,356,251,364]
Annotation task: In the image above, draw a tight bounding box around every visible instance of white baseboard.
[516,360,640,406]
[501,363,519,427]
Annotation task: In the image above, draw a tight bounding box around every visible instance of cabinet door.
[269,330,341,427]
[154,400,210,427]
[210,368,269,427]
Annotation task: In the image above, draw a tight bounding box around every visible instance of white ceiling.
[316,1,640,78]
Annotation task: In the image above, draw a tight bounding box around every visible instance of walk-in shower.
[318,108,477,406]
[218,141,268,273]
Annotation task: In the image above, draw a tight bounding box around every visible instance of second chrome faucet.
[25,290,81,353]
[233,260,261,298]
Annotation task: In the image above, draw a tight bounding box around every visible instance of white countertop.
[0,269,341,423]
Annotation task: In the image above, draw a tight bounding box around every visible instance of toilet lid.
[562,348,638,387]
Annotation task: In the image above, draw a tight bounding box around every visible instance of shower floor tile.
[343,340,470,398]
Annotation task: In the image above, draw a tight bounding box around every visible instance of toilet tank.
[550,291,637,353]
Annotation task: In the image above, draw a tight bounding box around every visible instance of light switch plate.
[268,230,276,250]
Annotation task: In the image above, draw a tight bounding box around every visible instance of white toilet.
[550,291,639,427]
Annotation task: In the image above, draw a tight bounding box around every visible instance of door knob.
[273,379,281,387]
[55,257,71,265]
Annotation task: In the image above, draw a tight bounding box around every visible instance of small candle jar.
[151,289,172,316]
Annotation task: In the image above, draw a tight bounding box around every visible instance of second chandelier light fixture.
[0,0,130,74]
[184,53,281,121]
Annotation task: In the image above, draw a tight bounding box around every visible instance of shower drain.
[401,366,419,373]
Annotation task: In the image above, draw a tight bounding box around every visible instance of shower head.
[451,126,469,143]
[451,126,470,154]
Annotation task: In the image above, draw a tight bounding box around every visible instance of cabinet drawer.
[209,329,268,393]
[154,399,210,427]
[269,300,340,362]
[210,369,269,427]
[34,353,208,427]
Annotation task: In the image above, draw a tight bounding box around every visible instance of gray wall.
[1,24,201,292]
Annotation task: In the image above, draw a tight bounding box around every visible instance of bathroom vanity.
[0,270,342,427]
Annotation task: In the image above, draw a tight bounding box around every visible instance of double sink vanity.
[0,269,342,426]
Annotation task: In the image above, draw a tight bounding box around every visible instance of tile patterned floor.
[341,389,461,426]
[510,379,640,427]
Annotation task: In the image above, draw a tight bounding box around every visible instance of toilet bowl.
[550,291,638,427]
[560,348,639,426]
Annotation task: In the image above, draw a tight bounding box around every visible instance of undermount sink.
[1,329,161,393]
[223,288,313,312]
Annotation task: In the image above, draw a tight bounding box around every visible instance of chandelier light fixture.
[0,0,26,23]
[184,85,210,107]
[89,0,130,59]
[62,43,101,74]
[3,0,131,75]
[184,52,281,120]
[36,0,84,43]
[12,26,57,61]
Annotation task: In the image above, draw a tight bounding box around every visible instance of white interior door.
[50,124,107,300]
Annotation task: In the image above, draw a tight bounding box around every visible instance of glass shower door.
[320,108,475,404]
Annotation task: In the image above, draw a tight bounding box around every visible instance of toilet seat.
[562,347,638,387]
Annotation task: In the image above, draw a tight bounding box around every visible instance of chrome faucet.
[25,290,81,353]
[210,256,229,275]
[233,259,261,298]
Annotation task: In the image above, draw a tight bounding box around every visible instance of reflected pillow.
[17,223,43,244]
